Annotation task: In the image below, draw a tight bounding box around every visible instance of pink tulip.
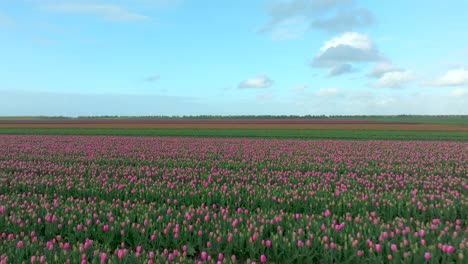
[100,253,107,264]
[446,246,455,254]
[424,252,431,260]
[117,249,125,259]
[419,229,426,237]
[375,244,382,252]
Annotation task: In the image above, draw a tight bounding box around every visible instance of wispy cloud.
[424,68,468,87]
[367,62,403,78]
[260,0,374,40]
[270,16,309,41]
[292,84,307,93]
[238,75,273,89]
[256,92,274,101]
[449,88,467,97]
[145,74,160,82]
[42,3,150,22]
[0,12,15,27]
[0,89,198,116]
[134,0,184,8]
[315,88,340,97]
[310,8,374,33]
[327,63,356,77]
[371,71,417,89]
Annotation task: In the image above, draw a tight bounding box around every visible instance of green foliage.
[1,115,468,125]
[0,128,467,141]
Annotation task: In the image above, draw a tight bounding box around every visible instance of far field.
[0,117,468,141]
[1,115,467,125]
[0,128,467,141]
[0,117,467,141]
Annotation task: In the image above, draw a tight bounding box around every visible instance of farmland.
[1,119,468,131]
[1,115,467,125]
[0,128,468,141]
[3,0,467,263]
[0,118,467,142]
[0,135,467,263]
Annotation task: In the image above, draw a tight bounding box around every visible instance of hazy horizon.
[1,0,467,116]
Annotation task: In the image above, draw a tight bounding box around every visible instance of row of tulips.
[0,135,467,263]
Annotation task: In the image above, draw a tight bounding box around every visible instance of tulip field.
[0,135,467,263]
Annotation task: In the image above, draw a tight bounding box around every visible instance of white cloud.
[367,62,414,89]
[367,62,403,78]
[43,3,150,22]
[425,68,468,87]
[320,32,373,51]
[327,63,355,77]
[315,88,339,97]
[311,8,374,33]
[311,32,383,73]
[293,89,467,115]
[449,88,467,97]
[238,75,273,88]
[372,71,416,88]
[270,16,309,41]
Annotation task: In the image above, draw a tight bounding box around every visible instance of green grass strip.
[0,128,467,141]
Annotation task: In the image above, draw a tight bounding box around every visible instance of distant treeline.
[20,115,468,120]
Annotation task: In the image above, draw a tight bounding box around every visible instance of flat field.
[1,116,467,125]
[0,128,467,141]
[0,135,467,263]
[0,118,467,141]
[1,119,467,131]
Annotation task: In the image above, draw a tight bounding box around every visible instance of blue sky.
[1,0,467,116]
